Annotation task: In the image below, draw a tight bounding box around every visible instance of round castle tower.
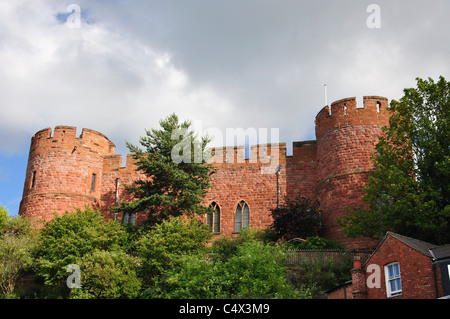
[315,96,390,249]
[19,126,115,225]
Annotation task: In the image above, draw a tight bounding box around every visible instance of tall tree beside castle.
[338,76,450,245]
[113,113,212,226]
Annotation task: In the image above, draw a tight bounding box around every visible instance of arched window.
[207,202,220,233]
[235,200,249,232]
[122,212,136,226]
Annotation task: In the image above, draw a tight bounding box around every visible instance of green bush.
[149,254,224,299]
[220,241,299,299]
[0,234,37,297]
[270,196,323,240]
[0,206,38,298]
[290,255,353,297]
[154,235,309,299]
[136,216,212,285]
[209,227,263,262]
[0,205,35,237]
[296,236,345,250]
[69,250,142,299]
[35,207,129,290]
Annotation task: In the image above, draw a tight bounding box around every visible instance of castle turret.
[315,96,390,249]
[19,126,115,225]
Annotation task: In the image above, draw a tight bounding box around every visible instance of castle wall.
[100,153,147,223]
[315,96,390,249]
[19,95,391,249]
[286,141,318,201]
[203,143,287,235]
[19,126,115,225]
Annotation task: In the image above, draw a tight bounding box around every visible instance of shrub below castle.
[0,206,316,299]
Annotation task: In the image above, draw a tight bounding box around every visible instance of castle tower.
[315,96,390,249]
[19,126,116,225]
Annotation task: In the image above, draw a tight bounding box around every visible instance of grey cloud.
[1,0,449,156]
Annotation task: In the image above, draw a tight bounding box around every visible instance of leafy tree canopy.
[270,196,323,241]
[113,113,212,226]
[35,207,129,288]
[338,76,450,244]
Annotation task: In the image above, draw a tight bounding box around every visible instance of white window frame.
[448,264,450,281]
[384,262,402,298]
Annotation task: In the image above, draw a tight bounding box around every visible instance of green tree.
[0,234,37,297]
[154,234,306,299]
[113,113,212,226]
[35,207,129,291]
[69,250,142,299]
[338,76,450,244]
[270,196,323,240]
[0,206,7,232]
[0,206,37,298]
[0,205,34,237]
[219,240,299,299]
[136,216,212,286]
[209,227,267,263]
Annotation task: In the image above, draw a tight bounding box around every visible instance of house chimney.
[351,256,367,299]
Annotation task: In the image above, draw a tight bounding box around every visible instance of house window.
[122,212,136,226]
[207,202,220,233]
[90,173,96,192]
[384,262,402,297]
[235,200,249,232]
[448,264,450,281]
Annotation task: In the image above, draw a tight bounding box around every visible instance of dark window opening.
[31,171,36,189]
[90,173,96,192]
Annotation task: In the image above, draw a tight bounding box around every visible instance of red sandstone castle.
[19,96,390,249]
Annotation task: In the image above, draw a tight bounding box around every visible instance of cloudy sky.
[1,0,449,215]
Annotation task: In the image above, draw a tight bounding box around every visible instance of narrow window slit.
[90,173,96,192]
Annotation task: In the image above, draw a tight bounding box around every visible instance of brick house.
[327,231,450,299]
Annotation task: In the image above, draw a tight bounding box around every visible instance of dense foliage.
[135,216,213,285]
[113,113,213,226]
[1,206,325,299]
[0,206,37,297]
[35,207,129,290]
[270,196,323,240]
[69,250,142,299]
[338,76,450,244]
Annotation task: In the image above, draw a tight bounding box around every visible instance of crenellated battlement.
[21,94,390,249]
[206,143,286,165]
[103,153,140,173]
[315,96,390,138]
[29,125,116,157]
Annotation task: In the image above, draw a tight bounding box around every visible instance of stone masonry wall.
[19,96,391,249]
[315,96,390,249]
[19,126,115,225]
